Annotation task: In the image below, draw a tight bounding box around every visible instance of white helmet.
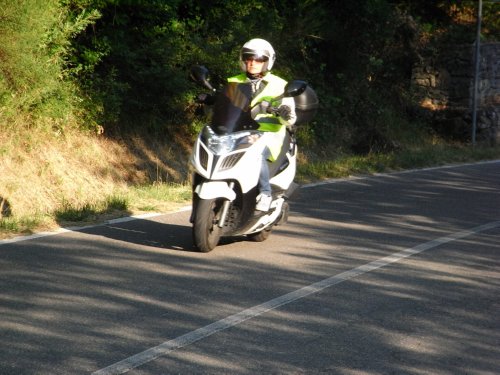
[239,38,276,73]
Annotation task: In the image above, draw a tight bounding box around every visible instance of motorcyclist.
[228,38,296,211]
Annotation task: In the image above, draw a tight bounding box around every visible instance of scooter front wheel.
[193,198,224,252]
[248,226,272,242]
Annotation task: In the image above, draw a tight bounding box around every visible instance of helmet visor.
[242,49,269,63]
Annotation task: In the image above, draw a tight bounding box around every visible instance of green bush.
[1,0,497,146]
[0,0,99,131]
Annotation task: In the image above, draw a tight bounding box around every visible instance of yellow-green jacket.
[227,73,296,160]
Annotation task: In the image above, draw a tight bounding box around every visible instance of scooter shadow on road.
[77,216,248,253]
[77,217,196,252]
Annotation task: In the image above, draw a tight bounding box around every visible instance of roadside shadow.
[79,218,196,252]
[0,196,12,218]
[77,216,248,252]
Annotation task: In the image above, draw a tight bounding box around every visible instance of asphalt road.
[1,161,499,375]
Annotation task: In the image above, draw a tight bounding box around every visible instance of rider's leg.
[256,147,272,211]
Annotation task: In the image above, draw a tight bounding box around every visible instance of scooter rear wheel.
[193,198,223,252]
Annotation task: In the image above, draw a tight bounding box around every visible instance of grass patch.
[0,214,52,237]
[297,144,500,183]
[1,186,188,239]
[128,182,191,212]
[55,194,130,223]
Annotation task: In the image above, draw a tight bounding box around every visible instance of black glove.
[277,105,292,121]
[197,93,215,105]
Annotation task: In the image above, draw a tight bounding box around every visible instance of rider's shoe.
[256,194,272,212]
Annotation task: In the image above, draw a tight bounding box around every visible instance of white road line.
[301,159,500,188]
[92,220,500,375]
[0,210,190,247]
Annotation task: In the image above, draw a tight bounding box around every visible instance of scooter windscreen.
[210,82,258,135]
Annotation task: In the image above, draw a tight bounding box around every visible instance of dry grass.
[0,125,192,237]
[2,130,126,216]
[2,123,499,239]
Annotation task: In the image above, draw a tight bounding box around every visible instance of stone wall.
[411,43,500,145]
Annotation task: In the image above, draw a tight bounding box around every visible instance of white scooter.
[189,65,318,252]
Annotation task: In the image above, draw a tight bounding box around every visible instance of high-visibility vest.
[227,73,287,160]
[227,73,287,133]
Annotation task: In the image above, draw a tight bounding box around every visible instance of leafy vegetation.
[1,0,499,236]
[2,0,497,138]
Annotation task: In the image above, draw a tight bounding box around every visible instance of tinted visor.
[242,48,269,63]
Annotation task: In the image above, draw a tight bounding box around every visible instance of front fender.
[194,181,236,201]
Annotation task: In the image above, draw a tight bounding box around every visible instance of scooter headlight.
[202,126,262,155]
[206,133,236,155]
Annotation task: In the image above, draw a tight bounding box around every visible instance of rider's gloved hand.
[277,105,292,120]
[251,101,271,119]
[197,93,215,105]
